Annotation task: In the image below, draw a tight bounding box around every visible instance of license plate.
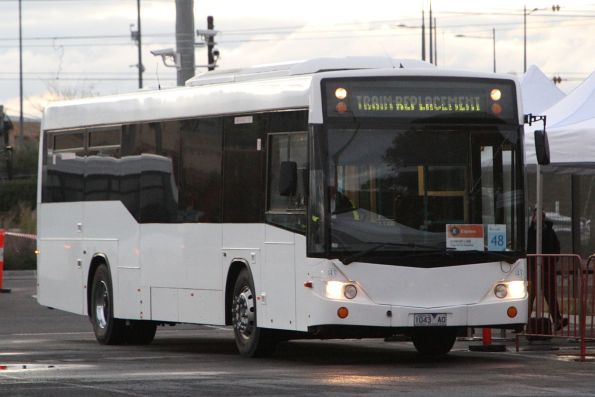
[414,313,447,327]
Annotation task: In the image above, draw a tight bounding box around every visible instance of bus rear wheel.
[412,328,457,356]
[124,320,157,345]
[231,268,277,357]
[90,264,126,345]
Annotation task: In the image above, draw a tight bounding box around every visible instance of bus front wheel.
[231,268,277,357]
[411,328,457,356]
[90,264,126,345]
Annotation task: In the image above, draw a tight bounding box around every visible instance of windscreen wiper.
[342,242,449,265]
[454,250,519,264]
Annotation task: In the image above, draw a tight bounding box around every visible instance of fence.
[516,254,595,361]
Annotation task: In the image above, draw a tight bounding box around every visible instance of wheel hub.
[94,280,109,329]
[232,285,255,340]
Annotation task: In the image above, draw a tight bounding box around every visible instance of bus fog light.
[344,284,358,299]
[494,283,508,299]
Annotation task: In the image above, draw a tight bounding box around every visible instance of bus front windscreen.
[308,124,525,267]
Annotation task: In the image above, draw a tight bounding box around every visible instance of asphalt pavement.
[1,271,595,396]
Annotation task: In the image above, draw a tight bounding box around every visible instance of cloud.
[1,0,595,119]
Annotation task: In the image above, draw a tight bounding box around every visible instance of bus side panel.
[141,223,224,324]
[221,224,265,326]
[37,202,85,315]
[261,225,296,330]
[294,234,311,332]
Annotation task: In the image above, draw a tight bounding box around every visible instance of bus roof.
[42,57,521,130]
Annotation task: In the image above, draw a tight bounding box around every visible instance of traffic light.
[207,16,216,71]
[0,106,14,145]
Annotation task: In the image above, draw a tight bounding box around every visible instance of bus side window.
[266,132,307,233]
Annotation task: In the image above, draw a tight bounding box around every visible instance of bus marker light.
[507,306,518,318]
[490,88,502,101]
[304,281,313,289]
[337,307,349,319]
[335,87,348,100]
[491,103,502,115]
[336,101,348,114]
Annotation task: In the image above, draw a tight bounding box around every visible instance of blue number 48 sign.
[487,224,507,251]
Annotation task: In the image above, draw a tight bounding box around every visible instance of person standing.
[527,209,567,331]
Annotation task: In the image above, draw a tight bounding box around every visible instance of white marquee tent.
[524,67,595,166]
[521,66,595,257]
[521,65,566,115]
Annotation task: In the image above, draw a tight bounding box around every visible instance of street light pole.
[18,0,23,148]
[455,30,496,73]
[524,4,527,73]
[492,28,496,73]
[421,10,426,61]
[524,5,560,73]
[136,0,143,89]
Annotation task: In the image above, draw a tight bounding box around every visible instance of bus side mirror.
[534,130,550,165]
[279,161,297,196]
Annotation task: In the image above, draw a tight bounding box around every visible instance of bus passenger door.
[261,131,308,330]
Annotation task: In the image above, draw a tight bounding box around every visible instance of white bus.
[37,57,529,356]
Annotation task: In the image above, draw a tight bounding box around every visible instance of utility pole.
[492,28,496,73]
[421,9,426,61]
[130,0,143,88]
[0,106,13,180]
[18,0,23,148]
[136,0,143,88]
[434,17,437,66]
[523,5,527,73]
[524,5,561,73]
[175,0,195,86]
[429,3,433,65]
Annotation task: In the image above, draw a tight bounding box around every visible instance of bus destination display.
[325,78,516,123]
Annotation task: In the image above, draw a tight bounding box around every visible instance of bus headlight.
[507,280,526,299]
[494,281,526,299]
[494,284,508,298]
[344,284,358,299]
[325,281,358,300]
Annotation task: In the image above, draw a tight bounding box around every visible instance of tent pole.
[535,163,543,317]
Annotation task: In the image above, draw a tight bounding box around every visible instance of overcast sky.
[1,0,595,119]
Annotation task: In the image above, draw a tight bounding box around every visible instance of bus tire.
[90,264,126,345]
[231,268,277,357]
[412,328,457,356]
[124,320,157,345]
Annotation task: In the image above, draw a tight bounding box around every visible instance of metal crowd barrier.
[516,254,595,361]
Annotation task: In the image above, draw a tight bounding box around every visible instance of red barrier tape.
[4,232,37,240]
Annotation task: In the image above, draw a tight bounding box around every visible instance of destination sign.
[355,94,483,113]
[324,77,517,123]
